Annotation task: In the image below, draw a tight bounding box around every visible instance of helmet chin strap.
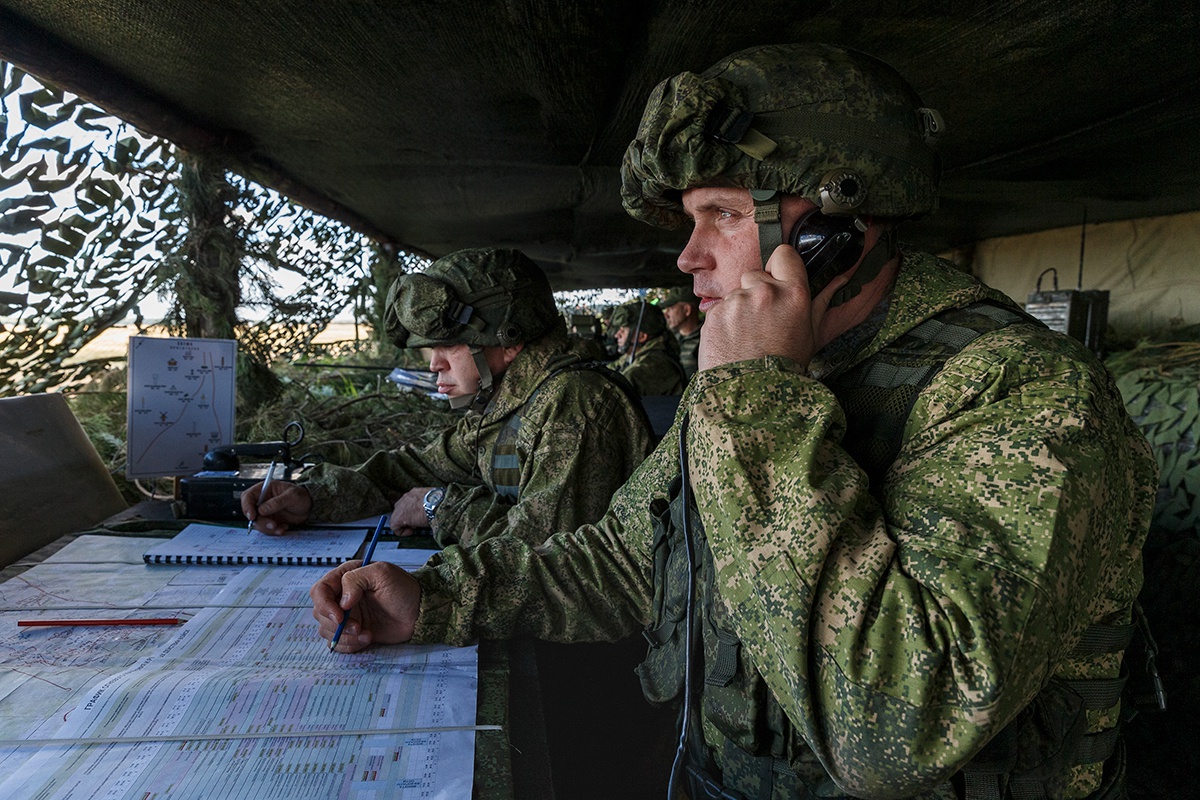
[749,189,784,269]
[827,227,895,307]
[748,189,895,309]
[448,346,497,410]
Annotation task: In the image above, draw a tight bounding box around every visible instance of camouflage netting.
[1109,344,1200,795]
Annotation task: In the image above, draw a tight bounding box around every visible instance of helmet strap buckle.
[750,189,784,269]
[447,346,497,411]
[447,300,474,325]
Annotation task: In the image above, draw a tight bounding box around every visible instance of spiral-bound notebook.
[143,522,369,566]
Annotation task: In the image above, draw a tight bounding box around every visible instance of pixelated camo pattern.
[300,326,653,548]
[609,334,687,396]
[413,252,1155,799]
[621,43,940,229]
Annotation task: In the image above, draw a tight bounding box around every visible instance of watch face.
[423,488,445,520]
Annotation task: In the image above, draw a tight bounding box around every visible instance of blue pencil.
[329,514,388,652]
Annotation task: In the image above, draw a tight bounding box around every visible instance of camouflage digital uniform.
[610,333,687,396]
[660,286,703,379]
[300,321,654,548]
[408,251,1156,798]
[608,301,687,396]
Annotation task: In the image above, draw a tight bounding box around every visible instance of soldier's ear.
[501,343,524,367]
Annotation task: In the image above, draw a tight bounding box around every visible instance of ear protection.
[787,208,865,297]
[496,322,523,348]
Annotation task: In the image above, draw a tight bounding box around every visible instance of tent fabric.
[971,210,1200,337]
[1,1,1199,291]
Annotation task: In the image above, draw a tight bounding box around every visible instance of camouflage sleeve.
[300,418,480,522]
[409,408,688,646]
[686,334,1150,795]
[433,372,654,548]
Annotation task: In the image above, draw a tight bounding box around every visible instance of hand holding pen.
[329,515,387,651]
[313,515,421,654]
[241,473,313,535]
[246,459,279,533]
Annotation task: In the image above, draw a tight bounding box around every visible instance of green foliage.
[68,356,458,501]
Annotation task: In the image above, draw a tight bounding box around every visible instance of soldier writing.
[243,247,653,548]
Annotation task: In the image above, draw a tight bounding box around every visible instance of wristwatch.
[422,487,445,522]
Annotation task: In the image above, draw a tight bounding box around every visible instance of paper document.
[372,543,439,570]
[1,566,479,799]
[143,522,368,566]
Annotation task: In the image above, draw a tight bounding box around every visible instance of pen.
[248,458,279,533]
[18,618,182,628]
[329,514,388,653]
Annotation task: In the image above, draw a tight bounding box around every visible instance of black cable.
[666,413,699,799]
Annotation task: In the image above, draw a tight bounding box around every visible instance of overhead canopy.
[2,1,1198,291]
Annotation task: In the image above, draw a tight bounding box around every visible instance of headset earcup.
[788,210,864,296]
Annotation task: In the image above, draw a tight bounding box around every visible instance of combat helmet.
[384,247,558,407]
[610,300,668,345]
[658,286,699,309]
[621,44,944,301]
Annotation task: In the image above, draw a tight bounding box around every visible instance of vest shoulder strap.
[829,300,1038,490]
[489,359,649,500]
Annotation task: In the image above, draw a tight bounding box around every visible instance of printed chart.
[126,335,237,478]
[0,537,239,739]
[0,563,481,799]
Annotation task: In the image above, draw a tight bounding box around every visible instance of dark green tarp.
[2,1,1198,289]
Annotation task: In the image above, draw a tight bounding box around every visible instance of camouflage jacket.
[609,334,687,395]
[676,326,701,379]
[300,326,654,548]
[412,252,1155,797]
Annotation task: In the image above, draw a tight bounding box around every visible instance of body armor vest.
[489,359,648,500]
[638,302,1136,800]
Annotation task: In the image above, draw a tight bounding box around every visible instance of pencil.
[329,514,389,652]
[18,618,182,628]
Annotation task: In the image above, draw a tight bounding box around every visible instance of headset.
[787,208,865,297]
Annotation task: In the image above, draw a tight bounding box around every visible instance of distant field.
[68,323,369,362]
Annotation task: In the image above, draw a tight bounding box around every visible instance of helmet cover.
[385,248,558,349]
[658,286,699,308]
[610,300,669,338]
[621,43,943,228]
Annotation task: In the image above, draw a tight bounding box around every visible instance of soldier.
[607,299,687,396]
[243,247,654,548]
[566,312,607,361]
[310,45,1155,799]
[658,286,702,378]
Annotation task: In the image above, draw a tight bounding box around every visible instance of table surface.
[0,517,675,800]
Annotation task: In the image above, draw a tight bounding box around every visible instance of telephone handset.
[787,208,865,296]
